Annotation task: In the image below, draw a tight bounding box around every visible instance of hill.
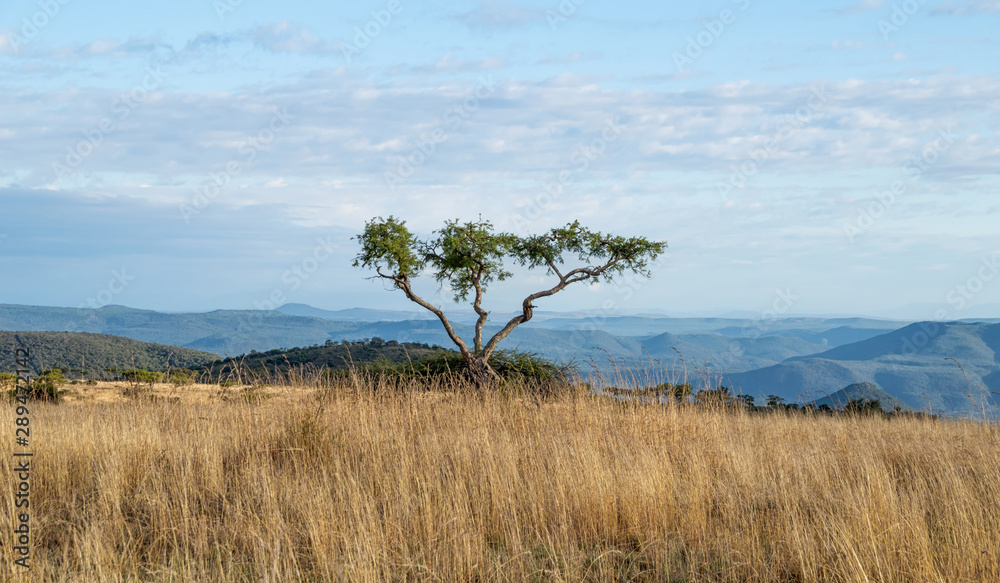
[786,321,999,363]
[0,304,906,371]
[0,331,218,374]
[725,322,1000,417]
[0,304,356,356]
[199,337,451,378]
[808,382,915,412]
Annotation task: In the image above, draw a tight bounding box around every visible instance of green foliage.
[9,369,68,402]
[335,349,574,386]
[423,217,518,301]
[122,369,163,387]
[512,220,667,282]
[0,331,218,375]
[119,369,163,398]
[0,372,16,389]
[41,368,65,384]
[845,398,884,415]
[352,216,426,279]
[667,382,694,401]
[353,215,665,387]
[355,216,667,302]
[199,338,447,383]
[168,369,197,386]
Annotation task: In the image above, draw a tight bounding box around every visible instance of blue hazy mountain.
[275,303,435,322]
[725,322,1000,418]
[3,303,999,416]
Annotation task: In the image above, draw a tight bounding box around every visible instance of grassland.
[1,377,998,582]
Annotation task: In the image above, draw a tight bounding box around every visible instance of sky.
[0,0,998,320]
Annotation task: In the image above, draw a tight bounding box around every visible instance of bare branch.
[545,258,564,280]
[481,278,570,360]
[397,277,472,359]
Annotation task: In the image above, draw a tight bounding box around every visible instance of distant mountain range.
[724,322,1000,417]
[1,303,997,417]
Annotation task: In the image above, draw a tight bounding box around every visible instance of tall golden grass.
[1,376,998,582]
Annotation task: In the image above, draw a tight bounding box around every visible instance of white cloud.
[836,0,885,14]
[1,74,996,239]
[931,0,1000,14]
[250,22,341,55]
[454,1,546,30]
[0,31,22,56]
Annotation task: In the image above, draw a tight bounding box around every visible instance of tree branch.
[480,255,627,360]
[545,258,564,280]
[395,276,472,359]
[481,279,570,361]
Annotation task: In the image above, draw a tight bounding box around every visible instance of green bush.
[0,372,17,389]
[844,398,884,415]
[168,369,196,386]
[122,369,163,386]
[121,369,163,397]
[8,370,67,402]
[40,368,65,384]
[329,349,574,391]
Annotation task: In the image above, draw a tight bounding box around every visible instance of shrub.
[121,369,163,398]
[327,349,575,393]
[40,368,65,384]
[168,369,196,387]
[402,349,572,386]
[845,398,885,416]
[8,370,67,402]
[695,385,737,408]
[122,369,163,387]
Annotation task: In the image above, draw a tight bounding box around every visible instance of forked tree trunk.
[466,354,500,388]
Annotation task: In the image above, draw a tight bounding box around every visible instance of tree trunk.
[466,354,499,388]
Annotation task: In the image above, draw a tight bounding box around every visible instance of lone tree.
[353,216,666,387]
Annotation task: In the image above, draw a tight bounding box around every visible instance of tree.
[353,216,666,387]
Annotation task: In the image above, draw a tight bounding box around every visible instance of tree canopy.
[354,216,666,386]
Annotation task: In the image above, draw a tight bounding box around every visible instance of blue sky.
[1,0,998,319]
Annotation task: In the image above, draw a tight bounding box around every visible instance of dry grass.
[1,378,998,582]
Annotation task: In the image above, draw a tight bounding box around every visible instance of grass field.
[1,378,998,582]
